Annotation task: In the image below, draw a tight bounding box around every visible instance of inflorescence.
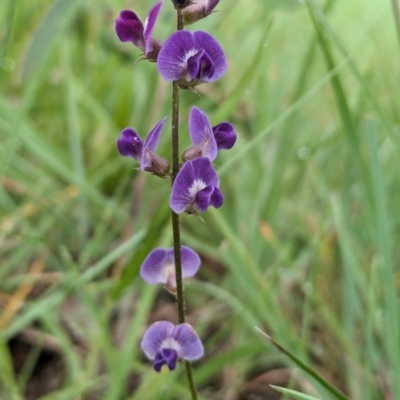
[115,0,236,393]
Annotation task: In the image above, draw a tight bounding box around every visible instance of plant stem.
[171,80,185,324]
[170,8,198,400]
[391,0,400,53]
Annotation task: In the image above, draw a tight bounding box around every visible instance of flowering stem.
[170,8,198,400]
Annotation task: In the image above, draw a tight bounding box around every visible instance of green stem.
[391,0,400,53]
[170,8,198,400]
[171,80,185,324]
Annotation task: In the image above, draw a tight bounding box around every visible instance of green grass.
[1,0,399,399]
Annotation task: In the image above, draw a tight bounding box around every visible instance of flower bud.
[143,152,170,178]
[182,0,220,25]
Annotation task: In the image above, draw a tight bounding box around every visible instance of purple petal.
[166,246,201,278]
[154,348,178,372]
[191,156,220,187]
[210,186,224,208]
[187,49,205,80]
[213,122,237,150]
[192,31,226,82]
[141,321,175,359]
[143,2,163,55]
[170,157,220,213]
[172,323,204,360]
[157,30,195,81]
[195,186,214,212]
[140,248,169,284]
[117,128,143,161]
[206,0,220,13]
[157,30,227,84]
[140,117,167,171]
[189,107,217,161]
[186,49,215,82]
[140,246,200,286]
[115,10,145,50]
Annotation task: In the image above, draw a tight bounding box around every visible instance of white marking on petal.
[188,179,206,198]
[180,48,199,68]
[160,338,182,356]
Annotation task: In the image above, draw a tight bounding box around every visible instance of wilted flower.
[183,0,220,25]
[115,2,163,61]
[182,106,237,161]
[170,157,223,214]
[141,321,204,372]
[157,30,227,88]
[140,246,201,293]
[117,118,170,177]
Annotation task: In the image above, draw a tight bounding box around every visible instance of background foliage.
[1,0,399,399]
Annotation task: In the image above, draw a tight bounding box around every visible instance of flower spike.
[140,246,201,293]
[141,321,204,372]
[157,30,227,88]
[115,2,163,61]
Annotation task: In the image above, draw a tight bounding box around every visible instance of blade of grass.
[62,40,89,242]
[255,327,351,400]
[365,119,399,398]
[218,57,350,176]
[271,386,323,400]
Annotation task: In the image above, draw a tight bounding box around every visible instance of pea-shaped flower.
[157,30,227,89]
[140,246,201,293]
[170,157,223,214]
[182,106,237,161]
[115,2,163,61]
[117,118,170,177]
[141,321,204,372]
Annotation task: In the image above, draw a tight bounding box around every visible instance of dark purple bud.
[115,10,145,50]
[141,321,204,372]
[117,128,143,161]
[170,157,223,214]
[157,30,227,88]
[212,122,237,150]
[140,246,201,293]
[115,2,163,61]
[183,0,220,25]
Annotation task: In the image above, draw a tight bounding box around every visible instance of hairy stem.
[170,8,198,400]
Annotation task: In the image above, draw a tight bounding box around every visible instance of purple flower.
[117,118,170,177]
[182,106,237,161]
[183,0,220,25]
[141,321,204,372]
[170,157,223,214]
[140,246,201,293]
[157,30,227,88]
[115,2,163,61]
